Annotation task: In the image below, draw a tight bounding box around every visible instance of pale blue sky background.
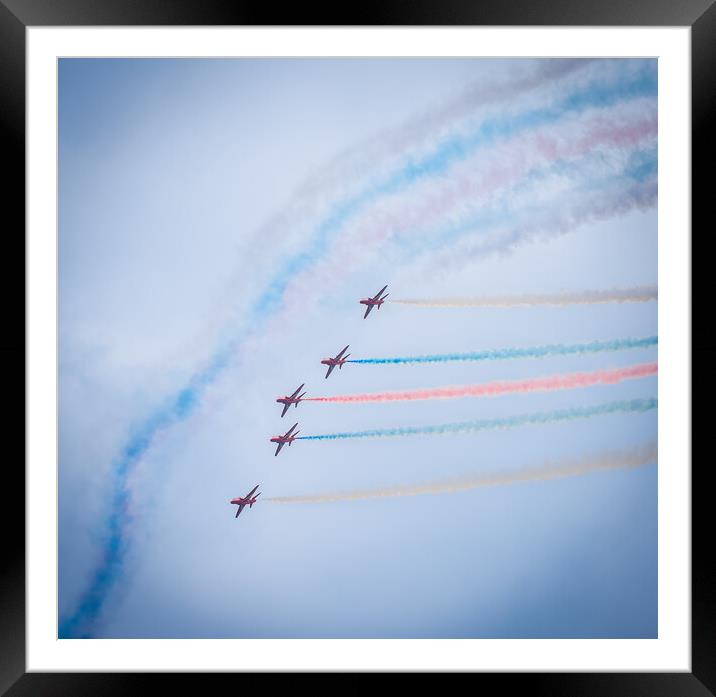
[59,58,657,638]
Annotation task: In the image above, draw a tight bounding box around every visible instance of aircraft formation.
[230,285,388,519]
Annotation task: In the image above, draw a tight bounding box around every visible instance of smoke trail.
[268,62,657,322]
[306,362,657,405]
[391,285,658,309]
[297,59,600,196]
[284,111,657,304]
[414,163,656,277]
[297,397,657,442]
[265,442,657,504]
[348,335,657,366]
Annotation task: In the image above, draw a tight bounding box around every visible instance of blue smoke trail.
[348,336,658,366]
[59,347,232,639]
[298,398,657,441]
[60,62,657,638]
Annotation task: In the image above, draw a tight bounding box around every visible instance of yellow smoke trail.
[264,442,657,505]
[392,285,657,308]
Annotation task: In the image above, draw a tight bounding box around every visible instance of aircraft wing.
[281,402,290,417]
[363,305,373,319]
[274,442,284,456]
[325,364,335,379]
[373,285,388,300]
[235,503,246,518]
[336,345,350,360]
[245,485,259,499]
[291,384,305,398]
[286,423,299,436]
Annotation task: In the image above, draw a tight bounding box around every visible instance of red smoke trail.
[305,362,657,404]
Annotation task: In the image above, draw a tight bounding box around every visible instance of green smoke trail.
[297,397,657,441]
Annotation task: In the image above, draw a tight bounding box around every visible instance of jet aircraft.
[276,383,307,417]
[230,484,261,518]
[321,345,350,379]
[359,284,389,319]
[270,422,300,456]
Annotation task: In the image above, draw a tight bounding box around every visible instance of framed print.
[3,0,710,693]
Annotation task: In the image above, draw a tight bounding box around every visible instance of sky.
[58,58,657,639]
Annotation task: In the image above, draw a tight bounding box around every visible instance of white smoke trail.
[413,173,657,277]
[264,442,657,504]
[391,285,658,308]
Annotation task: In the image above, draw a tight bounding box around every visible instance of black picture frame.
[2,1,709,693]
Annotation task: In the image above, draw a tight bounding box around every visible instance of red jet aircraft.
[359,284,389,319]
[321,344,350,379]
[270,422,300,456]
[276,383,307,417]
[230,484,261,518]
